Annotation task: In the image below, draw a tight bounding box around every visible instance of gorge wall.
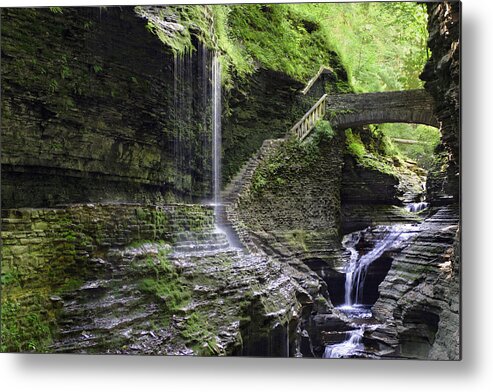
[370,0,461,360]
[1,7,215,207]
[1,6,345,209]
[420,0,461,204]
[0,203,215,351]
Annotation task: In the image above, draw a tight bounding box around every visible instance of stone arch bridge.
[326,89,439,129]
[291,89,439,141]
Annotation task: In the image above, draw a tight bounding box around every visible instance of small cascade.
[343,227,405,308]
[342,231,363,307]
[322,224,419,358]
[405,202,429,213]
[323,327,364,358]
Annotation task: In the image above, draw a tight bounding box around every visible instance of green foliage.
[345,128,399,176]
[48,79,58,93]
[92,64,103,74]
[49,7,63,15]
[289,2,428,91]
[377,123,440,169]
[135,3,427,91]
[345,129,366,158]
[1,300,53,352]
[313,120,335,142]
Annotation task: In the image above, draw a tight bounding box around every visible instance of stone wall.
[238,135,343,233]
[1,7,213,208]
[0,202,214,351]
[236,131,345,264]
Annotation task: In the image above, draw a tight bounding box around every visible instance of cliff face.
[1,7,330,208]
[1,7,217,207]
[370,1,461,360]
[371,206,460,359]
[420,1,461,203]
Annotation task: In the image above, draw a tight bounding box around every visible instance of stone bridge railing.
[326,89,439,129]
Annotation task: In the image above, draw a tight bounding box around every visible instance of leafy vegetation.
[376,123,440,170]
[139,3,427,92]
[345,128,401,177]
[1,299,53,353]
[313,120,335,141]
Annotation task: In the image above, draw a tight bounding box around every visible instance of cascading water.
[323,224,419,358]
[323,327,364,359]
[342,226,412,309]
[172,44,214,201]
[405,202,428,213]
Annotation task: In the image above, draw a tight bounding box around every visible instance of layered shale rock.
[0,203,215,352]
[50,237,314,356]
[371,205,460,359]
[1,7,218,207]
[421,0,460,203]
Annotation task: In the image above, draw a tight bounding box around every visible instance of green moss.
[345,129,367,158]
[0,299,53,353]
[181,312,218,356]
[250,137,323,197]
[137,250,191,313]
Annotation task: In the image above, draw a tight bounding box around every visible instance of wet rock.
[371,205,460,359]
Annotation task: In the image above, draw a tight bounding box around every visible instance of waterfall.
[342,227,408,307]
[212,54,221,212]
[324,225,419,358]
[405,202,428,213]
[341,225,419,308]
[342,231,362,306]
[323,327,364,359]
[171,43,216,202]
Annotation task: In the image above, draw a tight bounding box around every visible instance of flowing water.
[405,202,428,213]
[324,224,419,358]
[212,53,222,211]
[323,327,364,358]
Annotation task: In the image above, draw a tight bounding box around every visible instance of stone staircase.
[218,139,285,254]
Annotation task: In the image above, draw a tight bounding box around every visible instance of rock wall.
[420,0,461,203]
[341,156,400,205]
[1,7,214,208]
[371,205,460,359]
[222,69,304,183]
[0,203,214,351]
[341,127,426,233]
